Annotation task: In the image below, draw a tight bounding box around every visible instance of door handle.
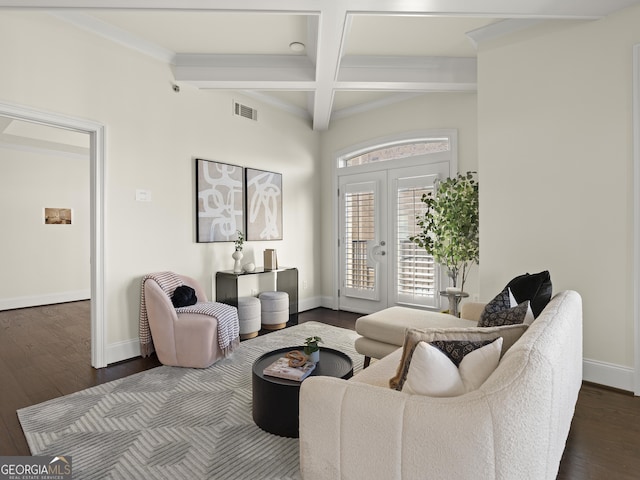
[371,243,386,257]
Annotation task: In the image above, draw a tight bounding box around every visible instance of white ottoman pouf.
[237,296,261,339]
[259,291,289,330]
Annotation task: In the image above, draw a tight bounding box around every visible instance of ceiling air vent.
[233,101,258,121]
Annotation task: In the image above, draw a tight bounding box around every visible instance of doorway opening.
[0,101,106,368]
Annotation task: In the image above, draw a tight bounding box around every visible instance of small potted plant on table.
[304,336,323,363]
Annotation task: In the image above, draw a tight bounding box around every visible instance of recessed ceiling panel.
[91,11,309,54]
[345,16,499,57]
[257,91,309,109]
[332,91,402,112]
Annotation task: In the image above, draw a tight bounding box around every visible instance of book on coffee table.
[263,357,316,381]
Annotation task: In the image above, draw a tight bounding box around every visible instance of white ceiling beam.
[0,0,323,13]
[174,54,315,84]
[341,0,638,18]
[2,0,638,18]
[312,4,348,130]
[334,82,476,92]
[174,53,476,94]
[339,55,476,85]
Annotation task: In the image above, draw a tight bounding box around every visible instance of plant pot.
[307,350,319,363]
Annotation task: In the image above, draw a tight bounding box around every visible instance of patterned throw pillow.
[481,287,513,318]
[389,326,527,391]
[478,300,533,328]
[400,338,503,397]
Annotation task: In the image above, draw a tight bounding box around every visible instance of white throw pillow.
[401,337,503,397]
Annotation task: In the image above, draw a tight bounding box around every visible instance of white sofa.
[299,290,582,480]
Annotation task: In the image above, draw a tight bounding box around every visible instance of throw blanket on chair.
[139,271,240,358]
[139,271,183,357]
[175,303,240,357]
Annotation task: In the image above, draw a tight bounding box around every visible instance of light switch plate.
[136,189,151,202]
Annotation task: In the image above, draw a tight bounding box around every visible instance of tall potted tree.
[410,171,479,293]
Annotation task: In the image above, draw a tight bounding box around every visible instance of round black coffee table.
[252,346,353,438]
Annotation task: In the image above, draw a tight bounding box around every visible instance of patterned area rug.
[18,321,363,480]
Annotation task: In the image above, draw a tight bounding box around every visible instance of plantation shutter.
[343,183,378,299]
[395,177,438,307]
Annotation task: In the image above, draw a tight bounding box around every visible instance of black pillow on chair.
[171,285,198,308]
[506,271,552,318]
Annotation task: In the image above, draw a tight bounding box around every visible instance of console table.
[215,267,298,324]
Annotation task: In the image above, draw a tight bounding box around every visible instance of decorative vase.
[232,249,243,273]
[308,350,319,363]
[243,262,256,273]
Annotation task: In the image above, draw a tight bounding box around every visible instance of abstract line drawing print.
[196,159,244,242]
[246,168,282,241]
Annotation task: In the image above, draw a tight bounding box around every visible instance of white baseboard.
[106,338,141,365]
[583,358,635,392]
[320,296,337,310]
[0,290,90,311]
[299,296,322,312]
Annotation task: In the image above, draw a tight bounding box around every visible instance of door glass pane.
[397,185,437,306]
[341,139,450,168]
[344,191,375,291]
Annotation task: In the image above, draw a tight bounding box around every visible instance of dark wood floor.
[1,302,638,479]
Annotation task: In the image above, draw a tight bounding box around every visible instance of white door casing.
[0,101,107,368]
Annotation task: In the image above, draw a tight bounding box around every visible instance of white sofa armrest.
[460,301,486,322]
[299,376,496,480]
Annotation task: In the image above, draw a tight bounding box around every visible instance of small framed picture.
[44,208,72,225]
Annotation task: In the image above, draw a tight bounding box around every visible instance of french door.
[338,162,449,314]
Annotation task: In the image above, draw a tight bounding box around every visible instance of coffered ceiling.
[2,0,640,130]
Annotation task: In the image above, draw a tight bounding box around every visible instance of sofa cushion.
[506,270,552,317]
[389,324,528,390]
[355,306,475,346]
[478,300,534,327]
[401,338,502,397]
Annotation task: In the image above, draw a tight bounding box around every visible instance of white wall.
[0,147,90,308]
[320,93,479,306]
[0,12,320,362]
[478,6,640,390]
